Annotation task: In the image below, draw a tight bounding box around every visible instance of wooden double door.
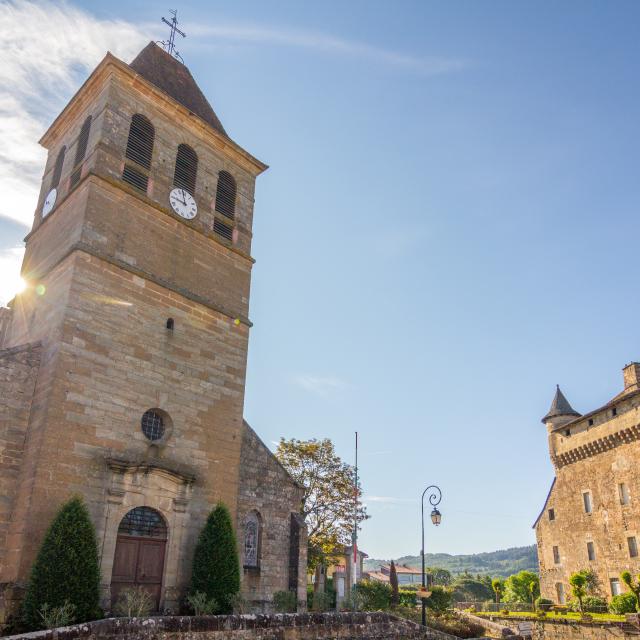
[111,534,166,611]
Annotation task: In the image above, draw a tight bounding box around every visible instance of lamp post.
[421,485,442,627]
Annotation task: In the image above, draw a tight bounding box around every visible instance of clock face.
[169,188,197,219]
[42,188,57,217]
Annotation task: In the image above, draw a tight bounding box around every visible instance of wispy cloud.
[292,374,347,397]
[0,246,25,305]
[0,0,149,227]
[186,23,467,75]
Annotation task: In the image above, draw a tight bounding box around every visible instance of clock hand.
[180,190,187,206]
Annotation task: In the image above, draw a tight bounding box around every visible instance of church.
[0,41,307,618]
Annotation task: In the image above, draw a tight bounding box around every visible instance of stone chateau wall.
[474,613,640,639]
[2,612,456,640]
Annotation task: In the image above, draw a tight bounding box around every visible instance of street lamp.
[421,485,442,627]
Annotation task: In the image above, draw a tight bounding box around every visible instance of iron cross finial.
[159,9,186,63]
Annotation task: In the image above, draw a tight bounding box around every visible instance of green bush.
[568,595,607,613]
[398,589,417,607]
[114,587,153,617]
[273,590,297,613]
[535,597,553,611]
[186,591,218,616]
[424,586,453,613]
[22,496,101,630]
[353,580,392,610]
[610,592,637,614]
[190,504,240,614]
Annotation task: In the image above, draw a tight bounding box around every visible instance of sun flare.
[0,248,26,306]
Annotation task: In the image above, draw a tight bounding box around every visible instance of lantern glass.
[431,508,441,526]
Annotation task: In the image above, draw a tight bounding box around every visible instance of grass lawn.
[471,610,627,623]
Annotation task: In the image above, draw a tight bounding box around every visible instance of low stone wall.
[478,614,640,639]
[2,612,459,640]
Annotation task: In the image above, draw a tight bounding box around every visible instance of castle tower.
[0,42,306,616]
[541,385,581,465]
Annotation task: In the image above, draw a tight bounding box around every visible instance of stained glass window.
[244,512,260,567]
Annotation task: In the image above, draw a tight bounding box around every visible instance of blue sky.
[2,0,640,559]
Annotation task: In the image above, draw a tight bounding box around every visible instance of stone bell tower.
[0,42,306,616]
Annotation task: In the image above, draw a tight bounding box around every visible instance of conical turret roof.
[129,42,227,137]
[541,385,581,423]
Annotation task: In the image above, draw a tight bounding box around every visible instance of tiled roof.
[366,571,390,583]
[383,564,421,574]
[541,385,581,423]
[129,42,227,137]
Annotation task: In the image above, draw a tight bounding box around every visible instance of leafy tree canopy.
[276,438,368,567]
[502,570,540,604]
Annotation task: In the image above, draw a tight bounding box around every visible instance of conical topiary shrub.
[22,496,101,630]
[190,503,240,613]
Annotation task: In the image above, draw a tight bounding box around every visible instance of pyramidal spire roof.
[541,385,581,423]
[129,42,227,137]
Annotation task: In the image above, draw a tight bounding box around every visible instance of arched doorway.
[111,507,167,611]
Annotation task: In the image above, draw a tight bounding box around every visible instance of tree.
[502,571,539,604]
[427,567,452,587]
[621,571,640,613]
[569,572,587,614]
[582,568,602,596]
[450,575,493,602]
[389,561,399,607]
[275,438,368,568]
[22,496,101,630]
[491,578,504,606]
[528,580,538,610]
[190,504,240,614]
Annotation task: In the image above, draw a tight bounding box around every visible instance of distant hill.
[364,545,538,578]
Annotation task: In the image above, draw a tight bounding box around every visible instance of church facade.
[535,364,640,604]
[0,42,306,618]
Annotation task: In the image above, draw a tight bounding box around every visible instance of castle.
[535,363,640,603]
[0,42,307,617]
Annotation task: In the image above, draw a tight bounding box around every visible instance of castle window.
[588,418,594,426]
[548,508,555,521]
[619,483,631,506]
[215,171,236,220]
[166,318,174,330]
[610,578,622,596]
[141,409,165,441]
[243,511,261,569]
[553,546,560,564]
[564,429,571,436]
[51,145,66,190]
[583,491,593,514]
[612,407,618,417]
[173,144,198,194]
[587,541,595,561]
[123,114,155,192]
[628,536,638,558]
[555,583,565,604]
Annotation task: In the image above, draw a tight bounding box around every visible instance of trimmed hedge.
[22,496,101,630]
[190,503,240,614]
[610,592,637,614]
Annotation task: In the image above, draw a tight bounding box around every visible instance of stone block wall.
[2,612,457,640]
[236,424,307,610]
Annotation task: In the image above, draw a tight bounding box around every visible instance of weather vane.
[158,9,186,63]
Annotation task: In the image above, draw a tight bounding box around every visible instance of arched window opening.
[213,218,233,242]
[243,511,261,569]
[215,171,236,220]
[123,114,154,192]
[173,144,198,194]
[51,145,66,190]
[118,507,167,539]
[70,115,92,189]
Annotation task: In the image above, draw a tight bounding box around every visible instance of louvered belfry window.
[51,146,66,190]
[122,114,154,192]
[215,170,236,220]
[70,115,92,188]
[173,144,198,194]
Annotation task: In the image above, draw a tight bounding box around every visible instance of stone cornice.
[554,423,640,468]
[106,457,196,486]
